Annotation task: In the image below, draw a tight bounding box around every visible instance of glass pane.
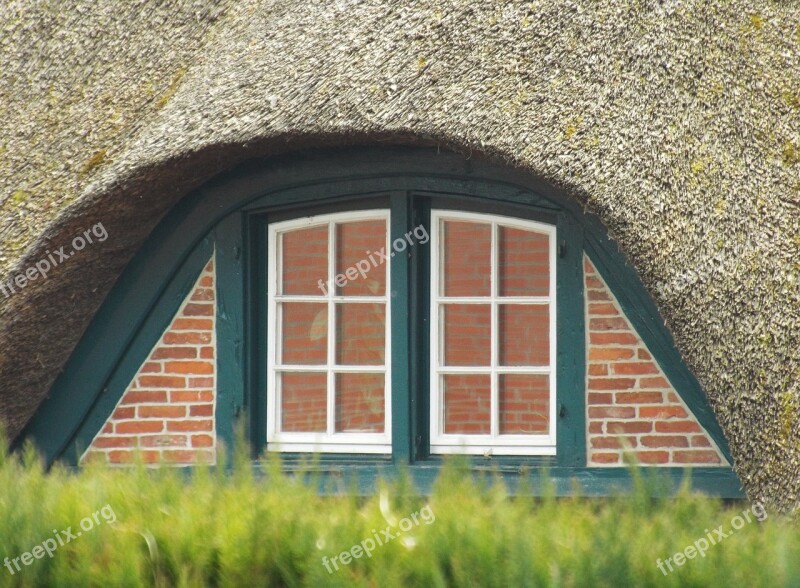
[335,219,387,296]
[336,303,385,365]
[281,225,328,295]
[280,372,327,432]
[498,226,550,297]
[499,374,550,434]
[442,220,491,297]
[499,304,549,366]
[442,304,491,366]
[335,373,385,433]
[280,302,327,365]
[443,374,491,434]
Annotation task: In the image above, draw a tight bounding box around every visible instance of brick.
[92,436,136,449]
[655,421,701,433]
[139,435,189,448]
[588,364,608,376]
[101,423,113,434]
[590,333,639,345]
[634,451,669,464]
[138,375,186,388]
[640,435,690,448]
[591,436,638,449]
[607,421,652,434]
[191,288,215,301]
[673,450,722,464]
[691,435,712,447]
[584,258,594,273]
[141,362,162,373]
[164,361,214,375]
[189,404,214,417]
[587,289,611,301]
[121,391,167,405]
[615,392,662,404]
[585,276,604,289]
[163,332,212,345]
[152,347,198,360]
[108,450,161,464]
[589,317,628,331]
[639,376,669,388]
[588,406,635,419]
[639,406,688,419]
[188,377,214,388]
[200,346,215,359]
[116,421,164,434]
[183,303,213,317]
[171,390,214,403]
[192,434,214,447]
[589,303,619,316]
[199,276,213,287]
[138,405,186,419]
[589,422,603,434]
[172,319,213,331]
[637,349,652,360]
[166,420,213,432]
[611,362,659,375]
[588,392,612,405]
[589,348,634,361]
[588,378,636,390]
[591,452,620,464]
[112,407,136,420]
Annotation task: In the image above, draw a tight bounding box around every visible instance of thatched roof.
[1,0,798,506]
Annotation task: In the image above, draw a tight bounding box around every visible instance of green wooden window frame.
[14,148,743,496]
[247,193,577,465]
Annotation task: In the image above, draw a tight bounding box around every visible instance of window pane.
[280,372,327,432]
[336,303,385,365]
[336,220,387,296]
[442,304,491,366]
[499,375,550,434]
[443,374,491,434]
[335,373,385,433]
[280,302,327,364]
[441,220,491,296]
[499,304,549,366]
[498,226,550,297]
[281,225,328,295]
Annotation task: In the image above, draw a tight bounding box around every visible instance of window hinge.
[558,240,567,258]
[559,403,567,418]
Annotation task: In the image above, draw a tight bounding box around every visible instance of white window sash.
[267,210,392,453]
[429,210,557,455]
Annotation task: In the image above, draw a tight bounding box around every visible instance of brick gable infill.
[584,256,727,467]
[82,257,217,465]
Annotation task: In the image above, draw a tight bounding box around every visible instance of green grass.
[0,437,797,587]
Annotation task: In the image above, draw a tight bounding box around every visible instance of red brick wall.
[584,257,726,466]
[83,258,216,465]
